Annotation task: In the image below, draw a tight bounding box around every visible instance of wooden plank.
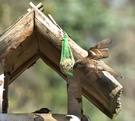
[2,72,10,113]
[0,10,34,59]
[37,33,60,66]
[81,70,122,118]
[27,2,44,12]
[67,70,82,119]
[4,33,39,84]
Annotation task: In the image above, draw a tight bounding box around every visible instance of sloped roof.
[0,3,122,118]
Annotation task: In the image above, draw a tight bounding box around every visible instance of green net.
[60,35,75,76]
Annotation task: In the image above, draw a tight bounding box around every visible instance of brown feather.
[88,39,111,59]
[91,39,112,49]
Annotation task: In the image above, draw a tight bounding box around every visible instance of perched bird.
[74,39,123,78]
[33,108,51,113]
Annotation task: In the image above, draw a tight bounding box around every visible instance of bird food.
[60,35,75,76]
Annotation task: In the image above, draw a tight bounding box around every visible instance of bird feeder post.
[67,69,82,119]
[0,59,9,113]
[1,59,11,113]
[2,71,10,113]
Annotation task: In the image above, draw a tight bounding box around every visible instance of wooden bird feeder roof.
[0,2,123,119]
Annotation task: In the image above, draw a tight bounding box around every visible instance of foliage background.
[0,0,135,121]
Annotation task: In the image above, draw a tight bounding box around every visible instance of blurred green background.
[0,0,135,121]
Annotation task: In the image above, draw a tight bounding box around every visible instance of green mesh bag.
[60,35,75,76]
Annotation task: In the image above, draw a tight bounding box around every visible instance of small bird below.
[33,108,51,113]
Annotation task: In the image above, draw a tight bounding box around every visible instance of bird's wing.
[88,39,112,60]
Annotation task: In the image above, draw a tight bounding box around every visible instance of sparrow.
[33,108,51,113]
[74,39,123,78]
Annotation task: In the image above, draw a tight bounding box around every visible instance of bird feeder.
[0,2,123,121]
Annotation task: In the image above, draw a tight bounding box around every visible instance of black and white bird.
[33,108,51,113]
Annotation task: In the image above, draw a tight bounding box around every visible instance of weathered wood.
[76,65,122,118]
[2,72,9,113]
[67,69,82,119]
[0,10,34,59]
[0,113,80,121]
[27,2,44,12]
[4,32,39,84]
